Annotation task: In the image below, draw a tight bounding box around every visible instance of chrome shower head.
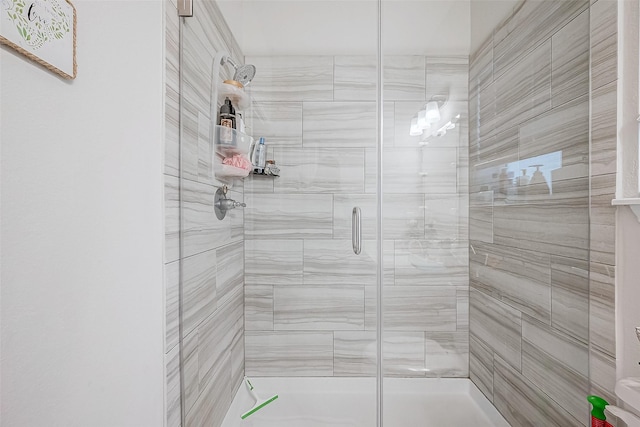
[234,64,256,87]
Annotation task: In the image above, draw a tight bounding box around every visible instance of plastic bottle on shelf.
[219,97,236,147]
[252,137,267,174]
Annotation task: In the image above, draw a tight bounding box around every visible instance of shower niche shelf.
[214,125,253,180]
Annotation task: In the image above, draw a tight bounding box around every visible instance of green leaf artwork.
[2,0,71,49]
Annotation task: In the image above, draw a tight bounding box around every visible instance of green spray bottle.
[588,395,613,427]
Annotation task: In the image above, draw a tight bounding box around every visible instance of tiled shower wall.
[164,1,246,426]
[468,1,603,426]
[589,0,618,408]
[243,55,470,377]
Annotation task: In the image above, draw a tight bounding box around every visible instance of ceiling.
[216,0,520,57]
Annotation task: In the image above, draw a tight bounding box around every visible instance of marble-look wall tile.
[492,0,587,78]
[274,286,365,330]
[493,205,589,261]
[365,148,377,194]
[591,81,617,176]
[469,129,519,194]
[245,285,273,331]
[182,250,217,337]
[166,345,181,427]
[551,10,589,106]
[165,0,180,178]
[469,207,493,243]
[334,331,428,377]
[469,35,493,96]
[384,286,457,331]
[470,333,494,400]
[248,102,303,147]
[424,332,469,377]
[494,40,552,136]
[590,347,618,404]
[244,193,333,239]
[394,240,468,287]
[185,358,232,427]
[165,176,180,263]
[521,317,588,423]
[590,262,616,358]
[426,56,469,102]
[333,331,376,376]
[182,330,199,414]
[590,0,618,90]
[197,289,243,390]
[197,111,213,184]
[477,82,497,146]
[424,194,463,241]
[246,56,334,102]
[519,96,589,173]
[385,332,427,376]
[457,289,469,330]
[273,147,365,193]
[551,256,589,343]
[470,243,551,324]
[591,174,616,265]
[199,0,243,65]
[522,315,588,376]
[303,240,377,286]
[245,331,334,376]
[384,56,426,101]
[178,102,200,183]
[334,56,376,101]
[382,193,426,239]
[470,288,522,370]
[245,240,303,285]
[216,241,243,307]
[302,102,377,148]
[182,180,236,257]
[166,261,179,353]
[381,147,457,194]
[230,318,244,394]
[493,355,584,427]
[244,172,275,194]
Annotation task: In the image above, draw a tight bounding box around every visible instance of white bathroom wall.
[0,1,165,426]
[616,208,640,382]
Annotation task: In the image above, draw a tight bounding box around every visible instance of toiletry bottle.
[252,137,266,174]
[219,97,236,129]
[588,395,614,427]
[219,98,236,146]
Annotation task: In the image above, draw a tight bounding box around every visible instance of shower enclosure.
[168,0,593,425]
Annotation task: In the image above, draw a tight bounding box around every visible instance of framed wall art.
[0,0,77,79]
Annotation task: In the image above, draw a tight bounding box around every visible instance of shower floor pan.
[221,377,509,427]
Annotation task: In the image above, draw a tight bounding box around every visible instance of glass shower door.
[176,0,382,426]
[240,1,381,424]
[379,1,471,424]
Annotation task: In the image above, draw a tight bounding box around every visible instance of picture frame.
[0,0,77,79]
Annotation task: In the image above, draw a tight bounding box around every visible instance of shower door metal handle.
[352,207,362,255]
